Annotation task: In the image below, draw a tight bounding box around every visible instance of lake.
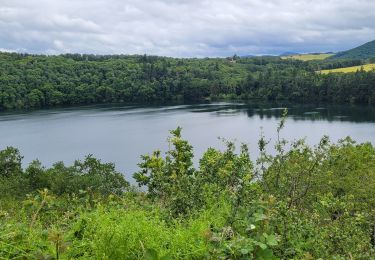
[1,102,375,181]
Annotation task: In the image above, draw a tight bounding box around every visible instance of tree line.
[1,52,375,110]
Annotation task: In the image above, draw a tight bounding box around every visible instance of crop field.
[281,53,334,61]
[320,63,375,74]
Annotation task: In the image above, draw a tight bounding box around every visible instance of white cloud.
[0,0,374,57]
[0,47,23,53]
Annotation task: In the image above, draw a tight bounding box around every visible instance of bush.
[1,123,375,258]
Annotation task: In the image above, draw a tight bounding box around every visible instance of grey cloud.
[0,0,374,56]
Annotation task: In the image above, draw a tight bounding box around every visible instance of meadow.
[320,63,375,74]
[281,53,334,61]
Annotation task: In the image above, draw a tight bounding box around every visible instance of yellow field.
[319,64,375,74]
[282,53,334,61]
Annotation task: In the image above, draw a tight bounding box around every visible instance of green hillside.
[331,40,375,60]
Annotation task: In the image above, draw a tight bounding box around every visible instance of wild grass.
[282,53,334,61]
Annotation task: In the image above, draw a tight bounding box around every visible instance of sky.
[0,0,374,57]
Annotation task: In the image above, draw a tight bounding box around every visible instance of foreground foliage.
[1,117,375,259]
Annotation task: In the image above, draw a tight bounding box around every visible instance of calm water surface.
[1,102,375,181]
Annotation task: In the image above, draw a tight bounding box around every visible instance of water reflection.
[2,102,375,123]
[187,102,375,123]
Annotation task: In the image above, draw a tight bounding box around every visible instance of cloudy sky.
[0,0,374,57]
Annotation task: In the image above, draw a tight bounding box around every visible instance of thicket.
[1,113,375,259]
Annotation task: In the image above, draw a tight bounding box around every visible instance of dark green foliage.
[1,52,375,111]
[0,147,23,177]
[2,153,129,197]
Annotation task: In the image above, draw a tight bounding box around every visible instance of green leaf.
[240,248,249,255]
[255,241,268,250]
[253,212,267,222]
[256,248,277,260]
[160,254,172,260]
[144,248,158,260]
[266,234,278,246]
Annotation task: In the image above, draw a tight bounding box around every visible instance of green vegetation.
[331,40,375,60]
[281,53,333,61]
[1,52,375,110]
[320,63,375,74]
[1,115,375,259]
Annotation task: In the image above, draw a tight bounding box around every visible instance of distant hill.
[279,51,299,57]
[331,40,375,60]
[241,54,255,58]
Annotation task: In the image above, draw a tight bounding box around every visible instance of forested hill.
[1,52,375,110]
[331,40,375,60]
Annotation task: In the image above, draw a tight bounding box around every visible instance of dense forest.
[1,52,375,111]
[1,114,375,259]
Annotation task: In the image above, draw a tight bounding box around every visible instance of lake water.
[1,102,375,181]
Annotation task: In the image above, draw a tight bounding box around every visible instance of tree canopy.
[1,52,375,111]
